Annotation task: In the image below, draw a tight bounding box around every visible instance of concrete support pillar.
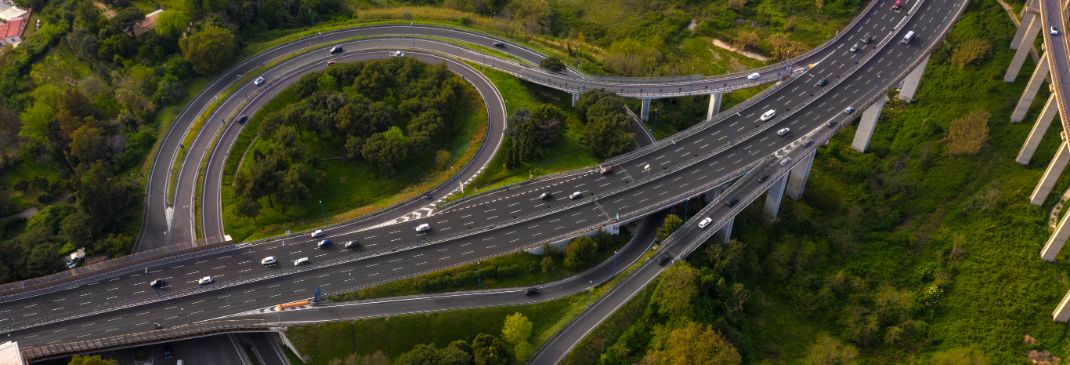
[1012,0,1039,49]
[898,55,930,102]
[602,223,621,235]
[1030,141,1070,206]
[1017,95,1059,165]
[1011,55,1050,122]
[1005,15,1041,82]
[571,92,580,107]
[763,175,788,221]
[1053,290,1070,322]
[717,217,734,244]
[1041,208,1070,261]
[852,95,888,153]
[704,186,722,204]
[706,93,723,121]
[786,150,816,200]
[640,98,652,121]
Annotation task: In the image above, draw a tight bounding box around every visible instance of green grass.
[221,80,487,242]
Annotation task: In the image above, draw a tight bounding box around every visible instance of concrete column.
[602,223,620,235]
[640,98,652,121]
[898,55,930,102]
[763,175,788,221]
[704,186,722,204]
[1053,290,1070,322]
[706,93,724,120]
[1030,141,1070,205]
[1005,15,1041,82]
[1012,0,1039,49]
[571,92,580,107]
[1011,55,1050,122]
[786,149,816,200]
[852,95,888,153]
[1017,95,1058,165]
[1041,208,1070,261]
[717,217,733,244]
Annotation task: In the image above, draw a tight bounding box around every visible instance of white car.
[198,276,214,285]
[776,128,791,137]
[569,191,583,200]
[747,72,761,80]
[415,223,432,233]
[392,50,405,57]
[698,217,713,229]
[254,76,265,86]
[779,157,794,167]
[294,257,310,266]
[310,230,324,238]
[760,109,777,122]
[1052,26,1060,35]
[261,256,277,266]
[844,106,856,114]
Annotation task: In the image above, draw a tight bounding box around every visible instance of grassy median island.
[221,58,487,241]
[568,1,1070,363]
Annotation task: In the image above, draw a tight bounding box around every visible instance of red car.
[892,0,902,10]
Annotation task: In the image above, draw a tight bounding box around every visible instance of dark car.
[525,287,541,296]
[150,279,167,288]
[826,120,838,128]
[344,240,361,250]
[861,34,874,44]
[330,45,344,54]
[658,255,673,266]
[539,192,552,200]
[815,78,828,87]
[494,41,506,48]
[725,198,740,207]
[235,115,248,124]
[757,175,769,183]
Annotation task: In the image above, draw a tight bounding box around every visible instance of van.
[760,109,777,121]
[901,31,915,44]
[294,257,310,266]
[698,217,713,229]
[416,223,432,233]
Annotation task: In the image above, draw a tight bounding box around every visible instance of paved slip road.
[1,0,966,356]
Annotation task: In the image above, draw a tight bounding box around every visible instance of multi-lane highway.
[0,0,969,359]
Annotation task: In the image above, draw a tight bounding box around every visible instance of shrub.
[945,110,989,156]
[950,38,991,69]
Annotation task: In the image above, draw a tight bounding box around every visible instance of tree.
[109,7,145,36]
[501,312,533,344]
[361,126,410,175]
[768,33,807,61]
[69,355,119,365]
[179,24,236,75]
[504,105,565,167]
[540,255,555,274]
[68,124,109,164]
[507,0,552,34]
[645,322,741,365]
[395,343,471,365]
[946,110,989,156]
[584,112,634,159]
[802,335,859,365]
[539,56,566,72]
[563,236,598,270]
[733,29,759,51]
[950,38,991,69]
[77,162,142,234]
[656,214,683,242]
[653,262,697,320]
[155,10,190,39]
[470,333,508,365]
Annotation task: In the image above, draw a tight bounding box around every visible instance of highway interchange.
[0,0,970,360]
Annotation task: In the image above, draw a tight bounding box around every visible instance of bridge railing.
[19,319,271,362]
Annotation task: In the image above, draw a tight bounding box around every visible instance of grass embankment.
[221,81,487,242]
[570,1,1070,363]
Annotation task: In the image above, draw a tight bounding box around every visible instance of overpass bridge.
[0,0,968,362]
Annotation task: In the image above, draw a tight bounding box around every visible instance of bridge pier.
[640,98,652,121]
[1042,208,1070,261]
[1017,95,1058,165]
[1012,0,1040,49]
[1005,13,1041,82]
[763,175,788,221]
[602,223,621,235]
[897,55,930,102]
[786,149,816,200]
[717,217,733,244]
[707,93,724,120]
[852,95,888,153]
[1011,55,1050,123]
[1054,290,1070,321]
[1030,140,1070,205]
[571,92,580,107]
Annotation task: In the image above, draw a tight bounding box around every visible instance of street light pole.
[318,200,325,223]
[586,280,593,307]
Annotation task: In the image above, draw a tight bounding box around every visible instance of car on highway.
[525,287,541,296]
[780,157,793,166]
[330,45,343,54]
[416,223,432,233]
[747,72,761,80]
[827,120,838,128]
[344,240,361,249]
[294,257,310,266]
[326,59,336,66]
[150,279,167,288]
[198,276,214,285]
[901,30,915,44]
[261,256,277,266]
[392,50,405,57]
[776,128,791,137]
[494,41,506,48]
[658,255,673,266]
[862,34,874,44]
[803,139,815,148]
[892,0,901,10]
[850,43,861,53]
[539,192,552,200]
[317,239,332,249]
[569,191,583,200]
[600,164,614,175]
[698,217,713,229]
[760,109,777,121]
[757,175,770,183]
[844,106,856,114]
[311,230,324,238]
[726,198,740,207]
[154,322,163,330]
[253,76,266,86]
[234,115,248,124]
[815,78,828,87]
[1052,26,1060,36]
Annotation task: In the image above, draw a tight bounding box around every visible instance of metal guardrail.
[20,319,272,361]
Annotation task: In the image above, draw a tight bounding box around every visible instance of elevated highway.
[0,0,970,361]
